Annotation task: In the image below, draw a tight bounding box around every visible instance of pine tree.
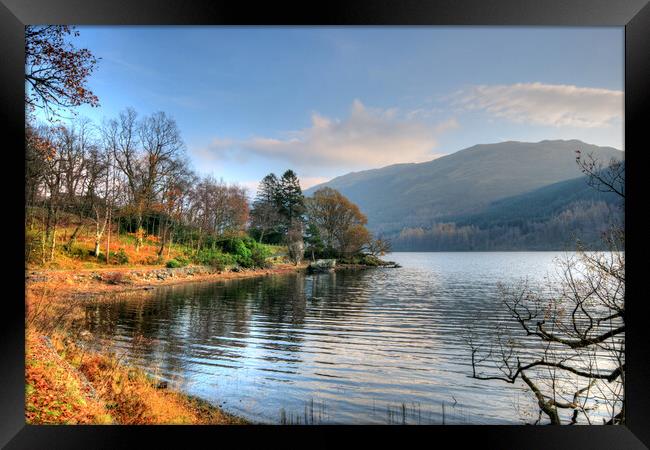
[250,173,282,243]
[277,170,305,226]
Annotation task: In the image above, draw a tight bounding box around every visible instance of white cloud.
[203,100,458,169]
[452,82,623,128]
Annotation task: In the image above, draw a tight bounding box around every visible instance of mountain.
[388,174,623,251]
[453,173,622,228]
[305,140,623,235]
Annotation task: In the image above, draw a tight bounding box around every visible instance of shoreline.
[25,261,307,425]
[25,259,392,425]
[26,262,309,300]
[26,331,249,425]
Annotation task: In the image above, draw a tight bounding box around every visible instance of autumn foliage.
[25,25,99,117]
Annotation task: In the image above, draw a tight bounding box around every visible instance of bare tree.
[466,154,625,425]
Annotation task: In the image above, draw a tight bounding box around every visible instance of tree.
[306,187,370,257]
[340,224,371,258]
[249,173,283,243]
[104,109,186,252]
[304,223,325,261]
[367,237,392,257]
[466,154,625,425]
[286,220,305,265]
[277,170,305,227]
[25,26,99,118]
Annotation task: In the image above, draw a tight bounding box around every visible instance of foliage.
[165,259,187,269]
[367,237,392,256]
[194,248,235,270]
[110,248,129,265]
[306,187,371,258]
[249,173,284,243]
[215,237,273,268]
[277,170,306,226]
[304,223,325,260]
[25,25,99,118]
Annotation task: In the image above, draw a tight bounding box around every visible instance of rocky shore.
[25,263,307,299]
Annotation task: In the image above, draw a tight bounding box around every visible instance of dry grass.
[26,330,247,425]
[25,281,248,425]
[25,331,113,425]
[26,219,189,271]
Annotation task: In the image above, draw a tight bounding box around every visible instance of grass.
[25,329,247,425]
[26,217,286,272]
[26,213,194,271]
[25,331,112,425]
[25,282,248,425]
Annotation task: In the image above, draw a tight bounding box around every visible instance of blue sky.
[44,26,624,193]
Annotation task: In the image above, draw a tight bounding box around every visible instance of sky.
[40,26,624,194]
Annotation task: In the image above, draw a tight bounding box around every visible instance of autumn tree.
[25,25,99,119]
[185,176,249,251]
[306,187,371,258]
[156,161,194,257]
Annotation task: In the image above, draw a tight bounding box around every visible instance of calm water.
[84,252,593,424]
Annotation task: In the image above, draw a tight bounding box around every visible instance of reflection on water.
[85,252,593,424]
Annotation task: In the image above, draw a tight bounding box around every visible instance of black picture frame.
[2,0,648,448]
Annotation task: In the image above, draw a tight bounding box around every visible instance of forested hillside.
[306,140,623,235]
[390,174,623,251]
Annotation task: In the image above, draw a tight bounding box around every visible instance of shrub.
[68,245,90,259]
[194,249,235,271]
[110,248,129,265]
[248,242,272,268]
[165,259,187,269]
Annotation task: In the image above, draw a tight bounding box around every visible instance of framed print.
[1,0,649,448]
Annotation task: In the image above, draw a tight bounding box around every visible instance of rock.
[79,330,93,341]
[307,259,336,273]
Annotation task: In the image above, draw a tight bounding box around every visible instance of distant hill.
[453,174,623,229]
[388,174,623,251]
[305,140,623,235]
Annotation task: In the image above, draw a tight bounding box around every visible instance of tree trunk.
[135,212,143,252]
[158,218,169,257]
[49,224,57,262]
[67,224,83,249]
[106,212,111,264]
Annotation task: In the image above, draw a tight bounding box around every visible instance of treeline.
[25,109,389,267]
[390,200,620,251]
[25,109,255,265]
[248,176,391,262]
